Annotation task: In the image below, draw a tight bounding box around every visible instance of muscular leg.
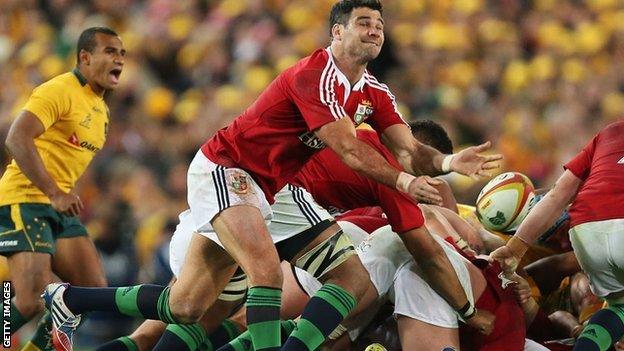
[280,262,310,320]
[8,252,53,333]
[61,232,236,334]
[21,237,107,350]
[168,233,237,322]
[92,235,238,351]
[281,223,364,351]
[53,236,107,287]
[211,205,283,351]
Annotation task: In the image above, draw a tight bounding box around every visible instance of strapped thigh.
[295,228,356,279]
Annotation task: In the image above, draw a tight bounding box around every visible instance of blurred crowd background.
[1,0,623,346]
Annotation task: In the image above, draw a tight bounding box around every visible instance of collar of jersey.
[72,68,88,86]
[325,47,367,93]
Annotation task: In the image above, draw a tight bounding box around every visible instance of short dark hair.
[76,27,118,65]
[409,119,454,154]
[329,0,383,37]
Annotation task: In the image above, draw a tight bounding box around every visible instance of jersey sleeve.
[564,134,597,180]
[366,83,407,133]
[288,69,347,131]
[22,81,69,130]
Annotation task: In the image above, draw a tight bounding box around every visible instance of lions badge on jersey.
[354,100,374,126]
[230,171,249,195]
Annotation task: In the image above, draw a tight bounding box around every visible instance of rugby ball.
[475,172,536,232]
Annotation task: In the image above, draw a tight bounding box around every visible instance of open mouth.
[109,68,122,84]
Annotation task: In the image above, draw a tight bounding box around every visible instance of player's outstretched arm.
[490,170,582,272]
[315,118,442,205]
[5,111,83,215]
[381,124,502,179]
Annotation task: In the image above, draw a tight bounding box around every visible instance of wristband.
[395,171,416,194]
[457,301,476,320]
[507,235,530,260]
[441,154,455,173]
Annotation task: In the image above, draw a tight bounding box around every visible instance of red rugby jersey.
[202,48,405,202]
[564,121,624,227]
[294,130,424,234]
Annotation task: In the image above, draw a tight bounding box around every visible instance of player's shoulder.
[600,120,624,137]
[300,48,331,70]
[33,72,77,94]
[286,48,330,77]
[280,48,331,91]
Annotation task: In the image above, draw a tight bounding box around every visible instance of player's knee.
[169,298,205,323]
[323,257,369,301]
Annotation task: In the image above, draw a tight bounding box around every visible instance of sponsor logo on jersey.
[354,100,374,126]
[230,171,249,195]
[0,241,17,247]
[67,133,100,152]
[68,133,80,147]
[298,131,326,150]
[79,141,100,152]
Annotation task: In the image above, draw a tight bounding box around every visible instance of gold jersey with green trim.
[0,69,109,205]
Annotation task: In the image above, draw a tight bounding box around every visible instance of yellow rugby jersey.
[0,69,109,205]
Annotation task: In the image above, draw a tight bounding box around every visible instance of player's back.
[566,120,624,226]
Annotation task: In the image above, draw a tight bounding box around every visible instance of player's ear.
[79,49,90,66]
[331,23,343,41]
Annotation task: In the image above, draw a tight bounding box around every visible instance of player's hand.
[450,141,502,179]
[508,273,531,304]
[489,245,521,274]
[465,309,495,335]
[406,176,443,206]
[49,191,83,216]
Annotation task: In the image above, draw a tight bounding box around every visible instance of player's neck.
[329,45,367,86]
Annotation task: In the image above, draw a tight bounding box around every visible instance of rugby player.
[43,2,499,350]
[0,27,123,350]
[491,120,624,351]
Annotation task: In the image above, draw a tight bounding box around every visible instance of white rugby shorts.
[186,150,332,247]
[359,226,474,328]
[569,218,624,298]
